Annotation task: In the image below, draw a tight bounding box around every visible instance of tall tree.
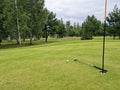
[81,15,101,40]
[65,21,71,36]
[0,0,5,41]
[25,0,47,44]
[14,0,21,45]
[18,0,30,42]
[56,19,65,38]
[47,11,57,37]
[3,0,23,43]
[73,22,81,37]
[0,0,49,45]
[107,5,120,39]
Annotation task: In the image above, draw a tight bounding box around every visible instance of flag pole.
[101,0,108,73]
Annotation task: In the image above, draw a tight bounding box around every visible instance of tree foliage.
[107,5,120,39]
[0,1,119,46]
[65,21,81,37]
[81,15,102,40]
[0,0,49,45]
[0,0,6,40]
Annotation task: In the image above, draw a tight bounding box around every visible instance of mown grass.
[0,37,120,90]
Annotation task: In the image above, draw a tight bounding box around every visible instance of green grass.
[0,37,120,90]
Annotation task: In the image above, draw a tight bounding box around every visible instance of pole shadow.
[76,60,108,73]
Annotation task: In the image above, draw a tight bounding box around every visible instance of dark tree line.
[0,1,119,46]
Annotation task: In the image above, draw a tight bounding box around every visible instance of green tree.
[0,0,5,41]
[25,0,47,44]
[65,22,81,37]
[81,15,101,40]
[47,15,66,38]
[14,0,21,45]
[3,0,23,44]
[73,22,81,37]
[0,0,49,45]
[3,0,14,41]
[68,25,74,37]
[46,11,57,37]
[65,21,71,36]
[56,19,65,38]
[107,5,120,39]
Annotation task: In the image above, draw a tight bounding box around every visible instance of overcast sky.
[45,0,120,25]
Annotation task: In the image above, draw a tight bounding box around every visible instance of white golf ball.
[66,59,69,62]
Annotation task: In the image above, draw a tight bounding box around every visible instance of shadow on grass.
[0,40,58,49]
[77,60,108,72]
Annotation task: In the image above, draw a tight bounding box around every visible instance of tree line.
[0,0,66,45]
[80,4,120,40]
[0,0,120,45]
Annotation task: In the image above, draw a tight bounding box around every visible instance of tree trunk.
[113,36,115,39]
[23,38,25,42]
[45,30,48,42]
[119,33,120,39]
[15,0,21,45]
[0,38,2,45]
[45,36,48,42]
[30,32,33,45]
[113,32,116,39]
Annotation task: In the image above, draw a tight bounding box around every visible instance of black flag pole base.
[100,69,108,74]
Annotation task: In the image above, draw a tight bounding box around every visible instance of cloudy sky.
[45,0,120,25]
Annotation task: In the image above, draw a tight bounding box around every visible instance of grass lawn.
[0,37,120,90]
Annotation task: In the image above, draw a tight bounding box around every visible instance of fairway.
[0,37,120,90]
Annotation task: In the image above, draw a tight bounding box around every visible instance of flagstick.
[101,0,108,74]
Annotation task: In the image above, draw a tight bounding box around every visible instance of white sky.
[45,0,120,25]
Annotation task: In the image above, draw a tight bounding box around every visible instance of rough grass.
[0,37,120,90]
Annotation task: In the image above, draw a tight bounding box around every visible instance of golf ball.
[66,59,69,62]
